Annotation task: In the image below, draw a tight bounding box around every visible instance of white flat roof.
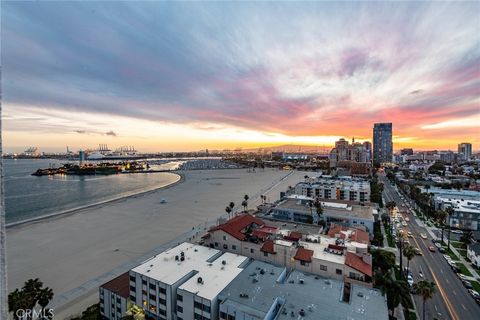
[132,243,248,299]
[132,243,221,286]
[299,238,346,264]
[179,252,248,300]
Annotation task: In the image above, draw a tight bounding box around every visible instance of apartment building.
[203,214,373,286]
[293,175,371,202]
[218,260,387,320]
[99,273,130,320]
[270,197,376,233]
[129,242,249,320]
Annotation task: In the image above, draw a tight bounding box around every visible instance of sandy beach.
[6,168,305,318]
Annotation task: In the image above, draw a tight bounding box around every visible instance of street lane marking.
[412,236,459,320]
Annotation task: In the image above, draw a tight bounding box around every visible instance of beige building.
[202,214,373,287]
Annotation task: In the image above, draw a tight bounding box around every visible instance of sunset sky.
[2,1,479,153]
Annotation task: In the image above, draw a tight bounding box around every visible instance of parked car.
[420,233,428,239]
[462,280,473,289]
[458,273,469,281]
[468,289,480,299]
[415,248,423,256]
[428,246,436,252]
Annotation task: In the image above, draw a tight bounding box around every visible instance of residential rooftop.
[219,260,387,320]
[100,272,130,299]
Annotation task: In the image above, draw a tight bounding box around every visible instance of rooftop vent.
[288,280,294,284]
[252,278,258,283]
[175,255,179,261]
[194,249,198,252]
[197,277,203,284]
[299,279,305,284]
[208,263,213,267]
[299,309,306,316]
[239,293,249,298]
[222,260,227,265]
[146,270,150,273]
[260,269,265,275]
[357,292,364,298]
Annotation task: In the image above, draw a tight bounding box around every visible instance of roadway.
[380,174,479,320]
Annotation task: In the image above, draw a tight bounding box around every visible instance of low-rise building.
[467,243,480,268]
[270,197,376,233]
[203,214,373,286]
[293,175,370,202]
[438,198,480,230]
[99,272,130,320]
[218,260,387,320]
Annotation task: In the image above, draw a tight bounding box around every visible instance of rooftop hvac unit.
[175,255,179,261]
[197,277,203,284]
[222,260,227,265]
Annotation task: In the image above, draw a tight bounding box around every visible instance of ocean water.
[4,159,180,223]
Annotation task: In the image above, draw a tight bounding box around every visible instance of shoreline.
[6,171,184,229]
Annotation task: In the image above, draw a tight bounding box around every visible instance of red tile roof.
[327,224,347,238]
[101,272,130,298]
[294,247,314,263]
[209,214,265,241]
[351,229,370,244]
[260,240,276,254]
[345,252,372,277]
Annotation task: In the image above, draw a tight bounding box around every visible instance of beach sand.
[6,168,305,318]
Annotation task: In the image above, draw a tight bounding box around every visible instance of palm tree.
[22,278,43,319]
[229,202,235,211]
[242,195,249,212]
[37,287,54,317]
[313,198,323,225]
[403,244,416,272]
[460,230,473,248]
[8,289,29,320]
[225,206,232,218]
[435,210,447,243]
[397,230,406,272]
[414,280,436,320]
[376,271,409,317]
[386,201,396,212]
[372,250,396,274]
[445,207,454,251]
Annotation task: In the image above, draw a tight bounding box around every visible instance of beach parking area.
[7,168,305,318]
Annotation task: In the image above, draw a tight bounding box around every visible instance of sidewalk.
[425,225,480,281]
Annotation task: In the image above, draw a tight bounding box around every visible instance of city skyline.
[3,1,479,152]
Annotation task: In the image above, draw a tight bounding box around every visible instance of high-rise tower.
[373,123,393,165]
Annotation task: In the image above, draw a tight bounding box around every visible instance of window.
[336,269,342,275]
[116,297,121,303]
[203,304,211,313]
[159,309,166,316]
[223,235,227,240]
[142,290,147,296]
[130,294,135,301]
[117,306,121,313]
[149,283,156,290]
[177,305,183,313]
[300,261,309,266]
[159,287,166,294]
[149,293,156,300]
[177,294,183,301]
[130,285,136,292]
[194,301,203,309]
[142,279,147,286]
[129,275,135,282]
[264,252,268,257]
[320,265,327,271]
[223,244,228,249]
[220,312,227,319]
[159,298,166,305]
[250,248,254,254]
[214,242,219,247]
[232,245,237,250]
